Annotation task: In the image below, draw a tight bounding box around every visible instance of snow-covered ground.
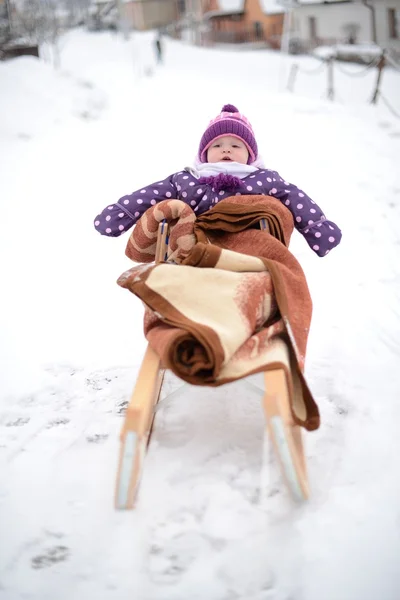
[1,28,400,600]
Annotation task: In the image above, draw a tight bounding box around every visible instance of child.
[94,104,341,257]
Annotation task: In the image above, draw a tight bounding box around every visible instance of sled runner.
[115,219,309,509]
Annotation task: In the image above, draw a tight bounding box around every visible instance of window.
[254,21,263,40]
[388,8,399,39]
[308,16,317,41]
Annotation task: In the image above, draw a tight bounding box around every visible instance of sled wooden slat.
[115,221,167,510]
[115,345,164,510]
[263,368,309,501]
[155,220,169,264]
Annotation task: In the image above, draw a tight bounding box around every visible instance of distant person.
[93,104,342,257]
[154,35,163,64]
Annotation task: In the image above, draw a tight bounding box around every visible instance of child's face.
[207,135,249,164]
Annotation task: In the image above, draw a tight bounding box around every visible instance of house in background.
[289,0,400,54]
[123,0,220,32]
[202,0,285,47]
[123,0,178,31]
[87,0,399,57]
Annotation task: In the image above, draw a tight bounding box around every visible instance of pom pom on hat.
[198,104,258,164]
[221,104,239,113]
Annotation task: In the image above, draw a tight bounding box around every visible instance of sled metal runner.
[115,220,309,509]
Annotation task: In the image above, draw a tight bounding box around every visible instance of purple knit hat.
[198,104,258,164]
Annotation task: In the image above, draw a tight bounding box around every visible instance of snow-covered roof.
[90,0,114,5]
[294,0,351,4]
[266,0,351,5]
[208,0,348,16]
[218,0,243,11]
[259,0,285,14]
[210,0,286,15]
[314,42,382,60]
[203,9,244,18]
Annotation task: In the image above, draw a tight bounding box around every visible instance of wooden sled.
[115,220,309,509]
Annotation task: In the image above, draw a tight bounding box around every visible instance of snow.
[314,42,383,62]
[295,0,348,4]
[214,0,284,14]
[218,0,243,11]
[1,27,400,600]
[259,0,285,15]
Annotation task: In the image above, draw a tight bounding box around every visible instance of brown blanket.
[118,196,319,431]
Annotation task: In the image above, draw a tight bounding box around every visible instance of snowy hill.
[1,27,400,600]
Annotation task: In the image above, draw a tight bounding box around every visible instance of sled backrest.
[155,217,269,265]
[155,220,169,264]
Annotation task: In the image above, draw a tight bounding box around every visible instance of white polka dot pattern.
[93,168,341,256]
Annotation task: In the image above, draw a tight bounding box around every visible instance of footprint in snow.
[44,364,81,378]
[31,545,70,569]
[77,79,94,89]
[147,532,211,585]
[85,371,118,391]
[46,418,70,428]
[5,417,30,427]
[86,434,108,443]
[117,400,128,415]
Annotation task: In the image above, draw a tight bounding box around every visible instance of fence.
[287,49,400,119]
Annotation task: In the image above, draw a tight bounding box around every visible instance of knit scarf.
[186,161,260,194]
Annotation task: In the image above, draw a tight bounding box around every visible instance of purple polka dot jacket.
[94,168,342,257]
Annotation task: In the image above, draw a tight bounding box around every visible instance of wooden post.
[327,56,334,100]
[371,50,386,104]
[287,63,299,92]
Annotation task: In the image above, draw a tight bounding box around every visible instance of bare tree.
[14,0,63,66]
[62,0,91,28]
[0,0,12,45]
